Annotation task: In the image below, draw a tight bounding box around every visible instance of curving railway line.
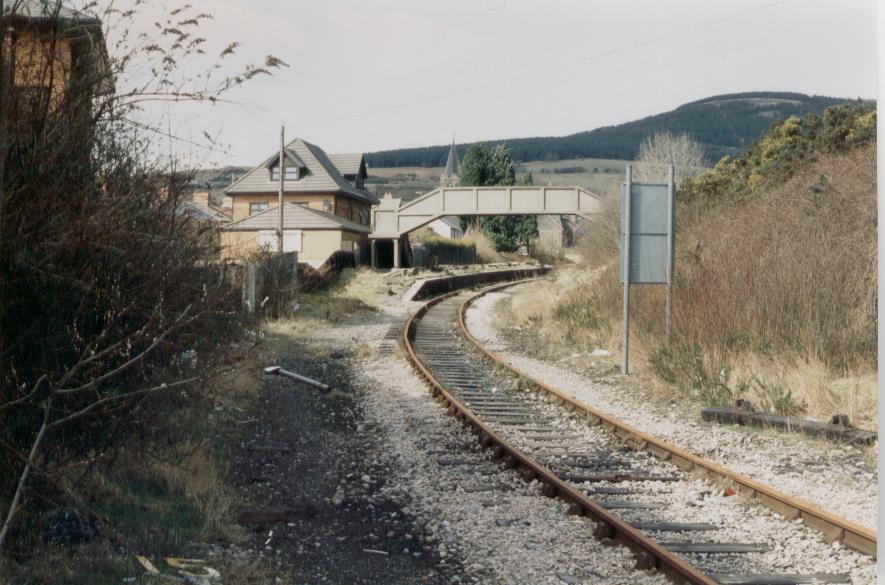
[400,282,877,585]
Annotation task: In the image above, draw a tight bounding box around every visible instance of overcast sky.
[107,0,876,167]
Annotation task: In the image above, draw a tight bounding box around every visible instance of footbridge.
[370,186,602,267]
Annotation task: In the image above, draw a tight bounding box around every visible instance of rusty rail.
[401,291,719,585]
[456,280,877,558]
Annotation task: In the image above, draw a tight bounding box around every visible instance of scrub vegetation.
[519,104,877,428]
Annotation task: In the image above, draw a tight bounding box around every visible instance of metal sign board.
[619,164,676,376]
[619,182,675,284]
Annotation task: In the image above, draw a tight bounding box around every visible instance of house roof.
[225,139,377,205]
[180,201,231,224]
[223,202,370,234]
[327,153,365,177]
[8,0,101,25]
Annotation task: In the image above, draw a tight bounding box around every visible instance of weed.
[328,388,349,401]
[750,375,806,418]
[688,351,734,407]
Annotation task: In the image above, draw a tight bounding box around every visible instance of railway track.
[401,285,876,585]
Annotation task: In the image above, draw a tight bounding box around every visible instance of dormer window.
[270,163,299,182]
[266,150,305,182]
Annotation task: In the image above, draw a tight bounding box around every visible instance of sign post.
[665,163,674,340]
[622,166,632,375]
[619,164,676,375]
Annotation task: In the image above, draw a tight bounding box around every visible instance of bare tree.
[633,131,706,182]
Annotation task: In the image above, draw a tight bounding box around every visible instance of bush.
[680,103,876,205]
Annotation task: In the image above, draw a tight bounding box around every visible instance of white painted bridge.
[369,186,602,267]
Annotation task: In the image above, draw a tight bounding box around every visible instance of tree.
[458,144,536,252]
[633,131,706,182]
[458,144,490,187]
[487,144,515,186]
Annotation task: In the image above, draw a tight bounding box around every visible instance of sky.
[102,0,876,168]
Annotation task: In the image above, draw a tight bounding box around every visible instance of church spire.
[441,138,460,187]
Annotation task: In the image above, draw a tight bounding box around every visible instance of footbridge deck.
[371,186,602,239]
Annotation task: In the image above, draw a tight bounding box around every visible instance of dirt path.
[228,340,463,584]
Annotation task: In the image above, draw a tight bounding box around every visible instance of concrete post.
[370,240,377,269]
[393,238,400,269]
[243,263,257,313]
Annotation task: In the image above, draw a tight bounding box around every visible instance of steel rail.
[401,290,719,585]
[456,280,877,558]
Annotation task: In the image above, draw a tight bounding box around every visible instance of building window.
[323,200,332,212]
[250,202,269,215]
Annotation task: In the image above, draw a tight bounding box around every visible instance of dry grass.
[463,226,505,263]
[146,441,239,540]
[514,146,877,427]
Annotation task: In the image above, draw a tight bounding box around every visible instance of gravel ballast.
[220,276,876,584]
[464,287,878,532]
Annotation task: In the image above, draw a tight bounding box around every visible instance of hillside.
[365,92,862,168]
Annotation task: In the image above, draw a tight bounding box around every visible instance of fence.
[225,250,358,317]
[298,250,356,292]
[411,238,476,267]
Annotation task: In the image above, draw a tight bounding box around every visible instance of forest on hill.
[365,92,863,168]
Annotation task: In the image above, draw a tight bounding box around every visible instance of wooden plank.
[662,543,768,554]
[711,574,850,584]
[632,522,718,532]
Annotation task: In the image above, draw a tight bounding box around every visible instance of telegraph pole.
[277,125,285,253]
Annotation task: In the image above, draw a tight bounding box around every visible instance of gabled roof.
[328,153,365,177]
[443,140,460,178]
[180,201,231,224]
[223,202,370,234]
[225,139,377,205]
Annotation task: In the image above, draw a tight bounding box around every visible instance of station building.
[221,138,377,266]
